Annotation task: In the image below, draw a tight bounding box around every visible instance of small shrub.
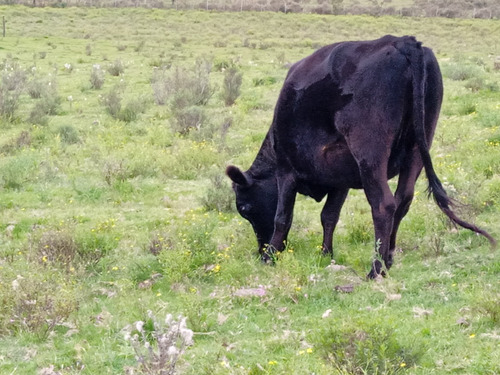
[475,291,500,323]
[74,230,118,269]
[5,272,78,338]
[222,66,242,106]
[171,105,206,135]
[107,59,124,76]
[201,172,235,212]
[100,85,122,118]
[57,124,80,145]
[28,91,61,125]
[158,248,191,284]
[37,230,78,268]
[315,319,423,374]
[1,60,27,91]
[100,85,147,122]
[16,130,31,148]
[90,64,105,89]
[0,61,25,119]
[0,152,40,189]
[0,86,22,119]
[103,158,129,185]
[478,110,500,128]
[213,57,233,71]
[27,75,60,125]
[0,130,32,155]
[152,58,214,109]
[213,40,227,48]
[465,76,485,92]
[118,96,148,123]
[151,67,170,105]
[27,76,45,98]
[134,40,145,52]
[149,232,173,256]
[442,61,484,81]
[457,97,477,116]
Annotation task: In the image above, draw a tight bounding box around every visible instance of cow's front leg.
[263,174,297,262]
[321,189,349,256]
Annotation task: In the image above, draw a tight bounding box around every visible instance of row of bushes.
[1,57,243,136]
[1,0,499,19]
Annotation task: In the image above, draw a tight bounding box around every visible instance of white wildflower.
[322,309,332,319]
[167,346,179,357]
[165,313,173,326]
[135,321,144,333]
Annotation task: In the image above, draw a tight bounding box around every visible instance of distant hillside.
[1,0,499,18]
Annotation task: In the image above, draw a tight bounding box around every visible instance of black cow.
[226,35,495,278]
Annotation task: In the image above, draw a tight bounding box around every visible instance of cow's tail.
[409,38,496,247]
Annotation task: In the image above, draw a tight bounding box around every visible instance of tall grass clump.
[222,66,243,106]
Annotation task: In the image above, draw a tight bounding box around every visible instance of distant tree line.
[1,0,499,19]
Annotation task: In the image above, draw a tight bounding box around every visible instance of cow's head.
[226,165,278,251]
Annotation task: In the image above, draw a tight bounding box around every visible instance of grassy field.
[0,6,499,374]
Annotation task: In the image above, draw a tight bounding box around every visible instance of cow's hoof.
[321,247,333,257]
[260,251,276,265]
[367,259,386,280]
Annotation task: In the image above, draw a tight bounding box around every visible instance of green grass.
[0,5,499,374]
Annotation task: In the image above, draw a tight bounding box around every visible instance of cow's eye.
[239,204,252,215]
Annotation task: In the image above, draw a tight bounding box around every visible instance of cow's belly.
[291,140,363,201]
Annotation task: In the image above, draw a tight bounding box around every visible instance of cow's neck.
[248,132,276,179]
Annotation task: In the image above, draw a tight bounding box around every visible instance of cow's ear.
[226,165,252,186]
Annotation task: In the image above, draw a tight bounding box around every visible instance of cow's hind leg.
[388,152,423,269]
[358,162,396,279]
[321,189,349,256]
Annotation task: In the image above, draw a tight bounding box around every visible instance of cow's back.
[270,35,441,196]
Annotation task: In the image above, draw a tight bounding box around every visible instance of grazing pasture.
[0,6,499,374]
